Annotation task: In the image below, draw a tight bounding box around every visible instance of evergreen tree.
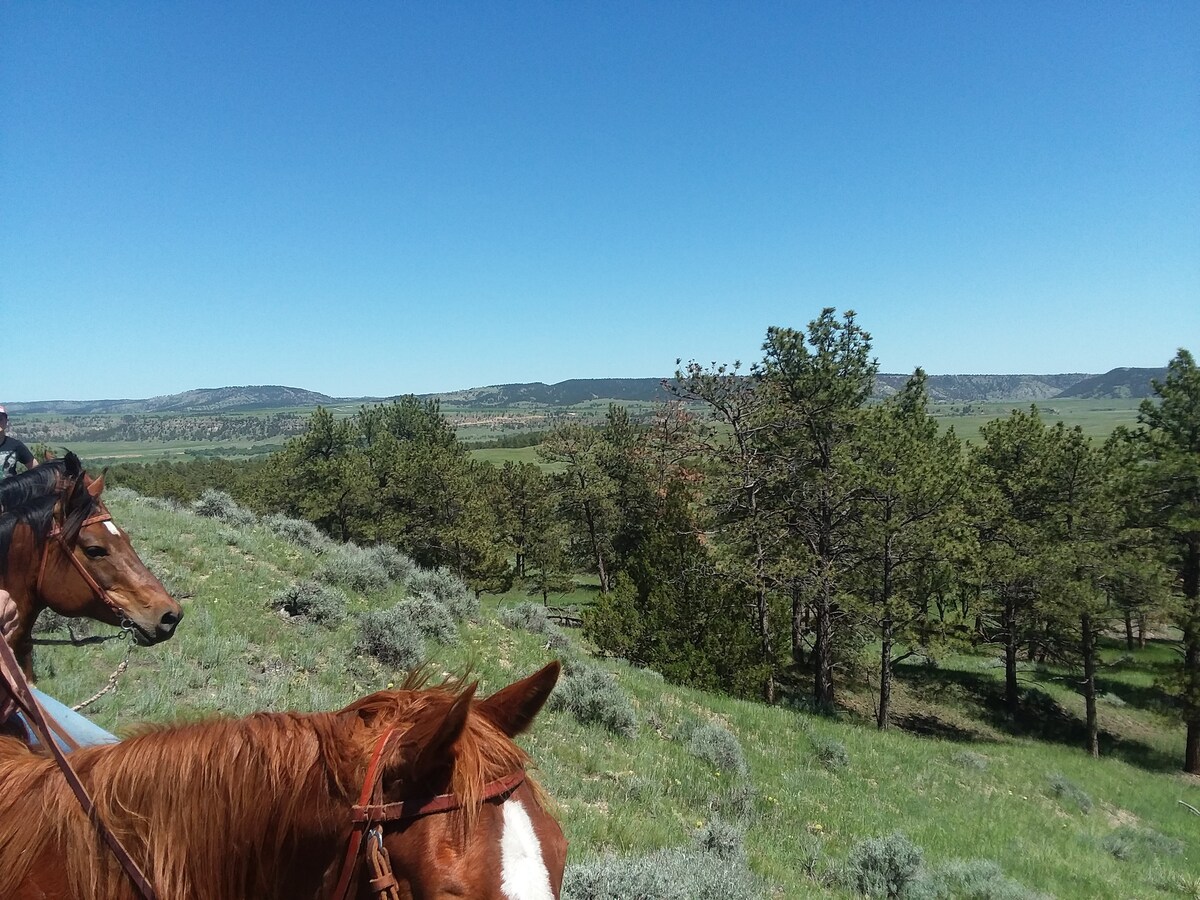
[757,308,878,708]
[849,369,969,729]
[1131,349,1200,772]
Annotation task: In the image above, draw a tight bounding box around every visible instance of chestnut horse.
[0,662,566,900]
[0,453,182,677]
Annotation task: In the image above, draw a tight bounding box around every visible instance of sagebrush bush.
[1046,773,1092,813]
[271,580,348,627]
[694,817,745,861]
[548,661,637,738]
[687,722,749,778]
[397,595,459,644]
[844,831,924,900]
[365,544,417,583]
[918,858,1047,900]
[1101,825,1183,861]
[811,734,850,771]
[406,567,477,619]
[191,489,256,526]
[33,610,73,635]
[709,780,759,823]
[262,514,335,553]
[562,846,761,900]
[950,749,989,771]
[315,546,391,594]
[355,607,425,670]
[499,601,571,650]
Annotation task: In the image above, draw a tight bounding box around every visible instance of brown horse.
[0,662,566,900]
[0,453,182,678]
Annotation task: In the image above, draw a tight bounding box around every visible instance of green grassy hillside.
[36,491,1200,899]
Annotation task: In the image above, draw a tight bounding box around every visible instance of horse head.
[335,661,567,900]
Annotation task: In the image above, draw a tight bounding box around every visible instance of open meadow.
[34,489,1200,900]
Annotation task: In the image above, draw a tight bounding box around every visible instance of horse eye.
[84,546,109,559]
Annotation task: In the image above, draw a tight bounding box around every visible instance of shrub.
[811,734,850,771]
[549,661,637,738]
[1046,773,1092,813]
[315,546,391,594]
[33,610,72,635]
[191,489,256,526]
[406,567,477,619]
[262,514,334,553]
[919,858,1047,900]
[355,607,425,670]
[844,831,924,900]
[271,580,348,627]
[694,818,745,861]
[709,780,759,824]
[950,749,989,771]
[1101,825,1183,861]
[500,601,571,651]
[687,722,749,778]
[397,595,459,645]
[364,544,417,583]
[562,846,761,900]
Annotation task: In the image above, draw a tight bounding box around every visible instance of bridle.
[330,727,528,900]
[35,509,136,630]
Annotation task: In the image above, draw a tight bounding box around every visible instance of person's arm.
[17,441,37,470]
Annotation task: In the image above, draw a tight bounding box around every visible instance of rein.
[36,511,134,627]
[0,633,158,900]
[330,727,527,900]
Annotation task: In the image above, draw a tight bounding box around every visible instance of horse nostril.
[158,609,183,635]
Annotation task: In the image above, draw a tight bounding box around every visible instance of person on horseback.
[0,406,38,479]
[0,588,117,750]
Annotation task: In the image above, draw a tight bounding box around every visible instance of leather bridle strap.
[330,727,399,900]
[0,635,157,900]
[37,513,131,622]
[351,769,527,824]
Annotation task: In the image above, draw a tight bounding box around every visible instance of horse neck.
[18,720,357,900]
[0,526,44,678]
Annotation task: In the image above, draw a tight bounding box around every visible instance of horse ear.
[64,452,82,479]
[476,661,560,738]
[86,472,105,498]
[395,684,477,781]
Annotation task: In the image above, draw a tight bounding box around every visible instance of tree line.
[107,310,1199,772]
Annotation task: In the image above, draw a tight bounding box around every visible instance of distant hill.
[7,368,1168,416]
[1055,367,1168,400]
[8,386,338,416]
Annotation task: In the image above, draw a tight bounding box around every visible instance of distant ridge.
[1056,367,1168,400]
[4,368,1168,415]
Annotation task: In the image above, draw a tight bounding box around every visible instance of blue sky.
[2,2,1196,401]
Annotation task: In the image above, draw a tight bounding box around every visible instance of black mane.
[0,458,70,513]
[0,465,98,578]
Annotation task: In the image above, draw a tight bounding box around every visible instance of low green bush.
[500,601,571,650]
[548,661,638,738]
[406,567,477,619]
[262,514,335,553]
[315,546,391,594]
[355,606,425,670]
[811,734,850,771]
[562,845,761,900]
[397,596,459,645]
[1101,825,1184,861]
[191,489,256,526]
[365,544,417,583]
[919,858,1047,900]
[686,722,749,778]
[843,831,924,900]
[271,580,348,627]
[1047,773,1092,813]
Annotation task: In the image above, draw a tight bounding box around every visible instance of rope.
[72,655,130,712]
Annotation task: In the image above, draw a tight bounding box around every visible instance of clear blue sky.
[2,2,1196,401]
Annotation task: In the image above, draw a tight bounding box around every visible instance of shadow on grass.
[894,663,1179,773]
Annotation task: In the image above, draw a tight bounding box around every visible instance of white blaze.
[500,799,554,900]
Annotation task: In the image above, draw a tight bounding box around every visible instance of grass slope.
[35,491,1200,899]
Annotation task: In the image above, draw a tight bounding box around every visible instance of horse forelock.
[0,492,59,578]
